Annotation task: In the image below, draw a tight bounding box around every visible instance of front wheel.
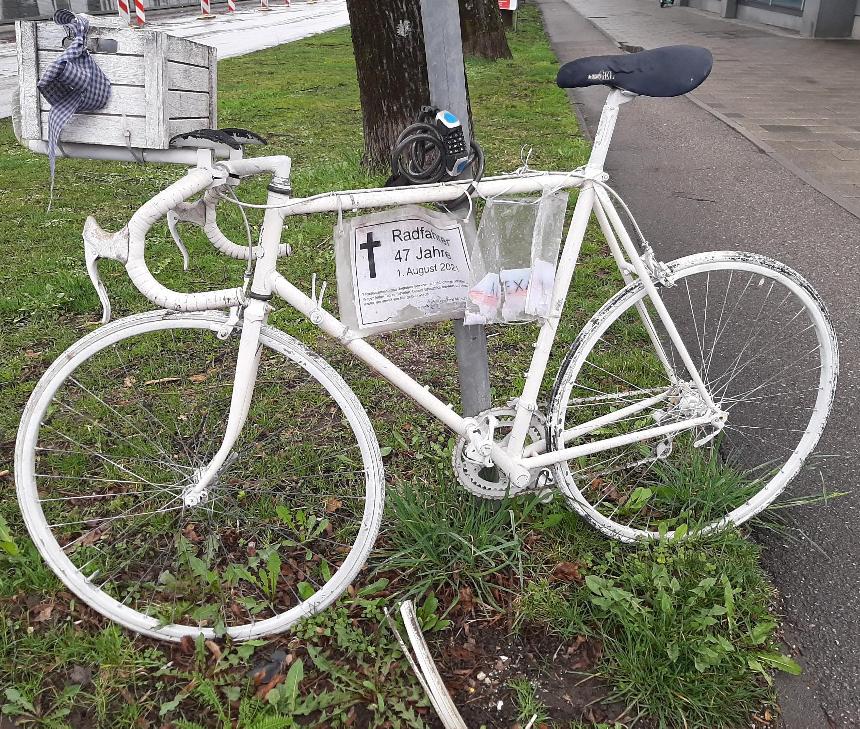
[549,251,838,542]
[15,310,385,642]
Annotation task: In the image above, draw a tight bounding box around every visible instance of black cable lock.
[386,106,485,190]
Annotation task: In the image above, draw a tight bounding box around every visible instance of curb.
[684,93,860,222]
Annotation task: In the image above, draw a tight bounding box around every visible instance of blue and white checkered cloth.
[37,10,112,183]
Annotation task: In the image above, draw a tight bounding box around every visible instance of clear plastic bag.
[465,190,568,325]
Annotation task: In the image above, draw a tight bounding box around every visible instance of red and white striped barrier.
[134,0,145,26]
[116,0,132,25]
[259,0,271,11]
[227,0,235,11]
[199,0,215,18]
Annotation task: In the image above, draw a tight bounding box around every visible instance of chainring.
[453,406,548,500]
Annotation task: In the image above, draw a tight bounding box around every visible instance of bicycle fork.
[180,197,287,506]
[180,297,268,507]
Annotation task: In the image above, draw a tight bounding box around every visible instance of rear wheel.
[549,251,837,542]
[16,310,384,641]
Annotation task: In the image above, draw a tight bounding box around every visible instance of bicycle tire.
[16,309,385,642]
[549,251,838,542]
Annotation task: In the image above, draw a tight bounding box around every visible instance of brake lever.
[83,216,129,324]
[167,199,208,271]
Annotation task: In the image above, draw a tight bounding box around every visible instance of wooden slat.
[41,111,147,146]
[165,34,211,68]
[207,45,217,128]
[167,117,213,140]
[41,84,146,116]
[37,23,148,55]
[166,60,210,91]
[16,21,41,139]
[41,112,215,148]
[144,31,167,148]
[166,90,210,119]
[38,50,145,85]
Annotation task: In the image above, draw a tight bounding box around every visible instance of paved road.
[566,0,860,221]
[0,0,348,119]
[535,0,860,726]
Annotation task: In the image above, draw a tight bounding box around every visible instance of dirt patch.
[427,625,629,728]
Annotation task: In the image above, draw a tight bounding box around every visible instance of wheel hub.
[182,469,210,507]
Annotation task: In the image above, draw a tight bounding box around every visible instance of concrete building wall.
[735,3,803,29]
[687,0,859,36]
[687,0,723,12]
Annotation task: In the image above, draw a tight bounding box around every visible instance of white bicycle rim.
[549,251,838,543]
[15,310,385,642]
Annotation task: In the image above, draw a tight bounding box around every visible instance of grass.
[508,676,549,724]
[0,5,798,728]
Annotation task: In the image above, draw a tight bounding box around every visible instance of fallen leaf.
[324,497,342,513]
[255,673,284,700]
[123,376,137,388]
[205,640,222,662]
[189,373,208,383]
[33,603,54,622]
[179,635,195,655]
[251,650,287,685]
[448,637,478,663]
[0,470,10,480]
[183,523,203,543]
[551,561,583,583]
[77,524,110,548]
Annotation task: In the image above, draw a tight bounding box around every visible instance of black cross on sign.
[359,232,382,279]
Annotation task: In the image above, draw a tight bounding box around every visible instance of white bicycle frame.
[81,89,725,502]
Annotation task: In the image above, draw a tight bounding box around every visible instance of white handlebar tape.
[201,189,289,260]
[126,168,244,311]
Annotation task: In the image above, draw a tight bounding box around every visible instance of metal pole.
[420,0,492,417]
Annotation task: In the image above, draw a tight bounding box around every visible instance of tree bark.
[344,0,430,168]
[344,0,510,167]
[458,0,512,60]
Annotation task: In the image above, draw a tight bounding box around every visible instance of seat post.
[584,89,636,176]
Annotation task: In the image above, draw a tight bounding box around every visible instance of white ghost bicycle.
[16,48,838,642]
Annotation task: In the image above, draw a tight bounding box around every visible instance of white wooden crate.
[16,16,217,150]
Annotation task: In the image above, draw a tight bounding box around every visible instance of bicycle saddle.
[557,45,712,98]
[169,127,268,151]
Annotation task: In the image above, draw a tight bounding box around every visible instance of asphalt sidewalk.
[0,0,348,119]
[535,0,860,726]
[565,0,860,222]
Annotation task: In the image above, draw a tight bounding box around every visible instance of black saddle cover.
[557,45,713,98]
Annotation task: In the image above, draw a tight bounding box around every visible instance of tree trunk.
[344,0,510,167]
[458,0,512,60]
[344,0,430,168]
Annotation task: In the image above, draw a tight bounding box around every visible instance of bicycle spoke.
[551,256,834,538]
[24,319,380,634]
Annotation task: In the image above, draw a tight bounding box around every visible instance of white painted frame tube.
[115,92,720,490]
[593,184,719,411]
